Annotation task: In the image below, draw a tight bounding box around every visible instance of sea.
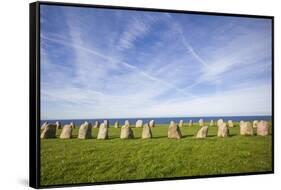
[41,115,272,127]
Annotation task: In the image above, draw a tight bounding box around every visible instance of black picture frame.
[30,1,274,189]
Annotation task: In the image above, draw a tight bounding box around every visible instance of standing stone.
[228,120,234,128]
[179,120,184,127]
[240,121,253,136]
[120,124,134,139]
[55,121,61,130]
[168,121,182,139]
[103,120,110,128]
[41,121,48,130]
[196,126,208,138]
[93,121,100,128]
[240,120,244,126]
[60,124,73,139]
[257,120,269,136]
[114,121,119,128]
[189,120,193,127]
[217,119,224,127]
[136,120,143,128]
[40,124,56,139]
[142,123,152,139]
[217,123,229,137]
[198,119,204,127]
[253,120,259,128]
[70,122,75,129]
[210,120,214,127]
[97,123,108,139]
[78,121,92,139]
[149,120,155,128]
[124,120,130,126]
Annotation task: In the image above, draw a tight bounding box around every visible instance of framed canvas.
[29,1,274,188]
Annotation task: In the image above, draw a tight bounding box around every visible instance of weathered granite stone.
[228,120,234,128]
[120,124,134,139]
[199,119,204,127]
[257,120,269,136]
[210,120,214,127]
[240,120,244,126]
[168,121,182,139]
[217,122,229,137]
[189,120,193,127]
[217,119,224,127]
[240,121,253,136]
[70,122,75,129]
[179,120,184,127]
[196,126,208,138]
[124,120,130,126]
[41,121,48,130]
[78,121,92,139]
[149,120,155,128]
[142,123,152,139]
[41,124,56,139]
[103,120,109,128]
[97,123,108,140]
[136,120,143,128]
[114,121,119,128]
[60,124,73,139]
[93,121,100,128]
[55,121,61,130]
[253,120,259,128]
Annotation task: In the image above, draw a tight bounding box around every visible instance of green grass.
[40,122,272,186]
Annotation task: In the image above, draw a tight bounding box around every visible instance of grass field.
[40,122,272,186]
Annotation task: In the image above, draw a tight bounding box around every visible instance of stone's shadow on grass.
[152,135,168,139]
[207,135,217,137]
[108,137,121,140]
[117,138,141,140]
[182,134,194,138]
[77,138,95,140]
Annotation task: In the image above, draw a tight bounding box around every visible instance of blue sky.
[40,5,272,120]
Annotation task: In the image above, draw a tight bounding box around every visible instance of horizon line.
[41,114,272,121]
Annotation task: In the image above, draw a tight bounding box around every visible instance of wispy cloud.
[145,84,272,117]
[40,5,272,119]
[42,34,195,98]
[117,16,150,50]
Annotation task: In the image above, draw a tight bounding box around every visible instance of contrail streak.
[41,35,197,98]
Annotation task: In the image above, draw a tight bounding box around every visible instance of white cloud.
[145,84,272,117]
